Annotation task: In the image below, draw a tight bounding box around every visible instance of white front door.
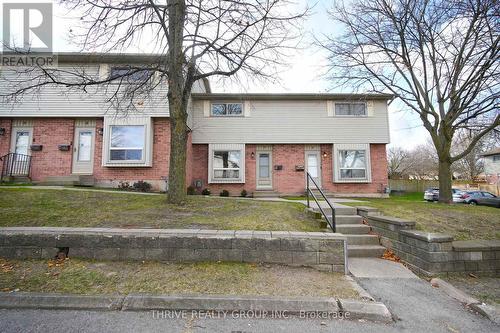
[9,128,33,175]
[256,151,273,189]
[305,151,321,188]
[72,127,95,174]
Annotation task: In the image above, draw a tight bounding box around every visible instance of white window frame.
[333,102,368,117]
[210,102,244,117]
[208,143,245,183]
[102,116,153,167]
[333,143,372,183]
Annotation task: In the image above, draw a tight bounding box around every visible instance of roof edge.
[191,93,394,101]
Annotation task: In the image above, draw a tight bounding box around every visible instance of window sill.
[104,162,152,167]
[334,179,371,183]
[209,179,245,184]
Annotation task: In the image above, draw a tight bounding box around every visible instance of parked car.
[424,188,464,203]
[460,191,500,208]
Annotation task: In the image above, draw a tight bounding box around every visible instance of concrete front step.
[347,245,386,258]
[336,224,371,234]
[314,206,357,216]
[252,190,281,198]
[1,176,31,183]
[345,234,380,245]
[329,215,363,225]
[38,175,95,186]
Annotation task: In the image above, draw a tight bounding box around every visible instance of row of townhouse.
[0,53,391,196]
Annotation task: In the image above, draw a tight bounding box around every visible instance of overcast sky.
[2,0,429,148]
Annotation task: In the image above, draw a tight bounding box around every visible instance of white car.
[424,188,464,203]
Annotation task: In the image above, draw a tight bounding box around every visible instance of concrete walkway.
[349,258,498,332]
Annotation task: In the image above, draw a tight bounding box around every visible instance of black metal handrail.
[306,172,336,232]
[0,152,32,181]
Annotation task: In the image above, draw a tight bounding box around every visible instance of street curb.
[0,292,123,311]
[122,294,338,314]
[430,278,500,324]
[337,299,392,323]
[0,292,392,322]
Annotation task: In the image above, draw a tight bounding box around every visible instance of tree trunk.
[166,99,188,204]
[166,0,188,204]
[438,157,453,204]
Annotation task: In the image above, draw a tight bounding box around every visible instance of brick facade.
[92,118,171,190]
[0,119,12,157]
[1,118,388,195]
[190,143,388,196]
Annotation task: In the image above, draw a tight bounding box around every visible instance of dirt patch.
[0,258,359,299]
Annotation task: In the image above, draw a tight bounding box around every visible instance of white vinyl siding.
[0,64,213,117]
[102,116,153,167]
[208,144,245,183]
[333,143,372,183]
[192,100,390,144]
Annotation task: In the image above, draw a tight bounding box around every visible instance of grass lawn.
[443,275,500,305]
[343,192,500,241]
[0,188,322,231]
[0,258,358,299]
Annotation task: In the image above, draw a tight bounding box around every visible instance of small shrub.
[240,189,247,197]
[201,188,211,196]
[118,181,131,190]
[187,186,196,195]
[220,189,229,197]
[133,180,152,192]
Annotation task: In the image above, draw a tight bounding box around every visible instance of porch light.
[97,127,104,135]
[323,151,328,158]
[0,128,5,136]
[251,152,255,159]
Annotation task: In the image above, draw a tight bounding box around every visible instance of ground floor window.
[109,125,145,161]
[338,150,367,179]
[208,144,245,183]
[333,144,371,182]
[103,117,153,167]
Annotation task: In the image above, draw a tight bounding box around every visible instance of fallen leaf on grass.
[0,259,14,273]
[468,273,478,278]
[382,249,401,262]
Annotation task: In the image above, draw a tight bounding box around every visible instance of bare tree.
[0,0,306,204]
[387,146,411,179]
[320,0,499,202]
[407,143,439,179]
[452,130,500,180]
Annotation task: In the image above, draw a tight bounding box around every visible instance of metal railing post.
[306,171,336,233]
[306,174,310,208]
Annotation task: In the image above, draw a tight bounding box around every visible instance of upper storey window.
[109,67,152,83]
[334,102,367,116]
[211,103,243,116]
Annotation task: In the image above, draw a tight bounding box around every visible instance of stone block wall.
[0,228,347,273]
[357,210,500,276]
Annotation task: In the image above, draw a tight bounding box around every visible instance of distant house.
[482,148,500,184]
[0,53,392,197]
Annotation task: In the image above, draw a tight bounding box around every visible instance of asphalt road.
[0,277,498,332]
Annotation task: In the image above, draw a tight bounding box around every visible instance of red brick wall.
[322,144,388,194]
[191,143,388,196]
[190,144,256,196]
[273,144,306,194]
[0,119,12,156]
[30,119,75,180]
[93,118,170,190]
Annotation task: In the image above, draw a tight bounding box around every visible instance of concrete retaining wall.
[357,209,500,276]
[0,228,347,273]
